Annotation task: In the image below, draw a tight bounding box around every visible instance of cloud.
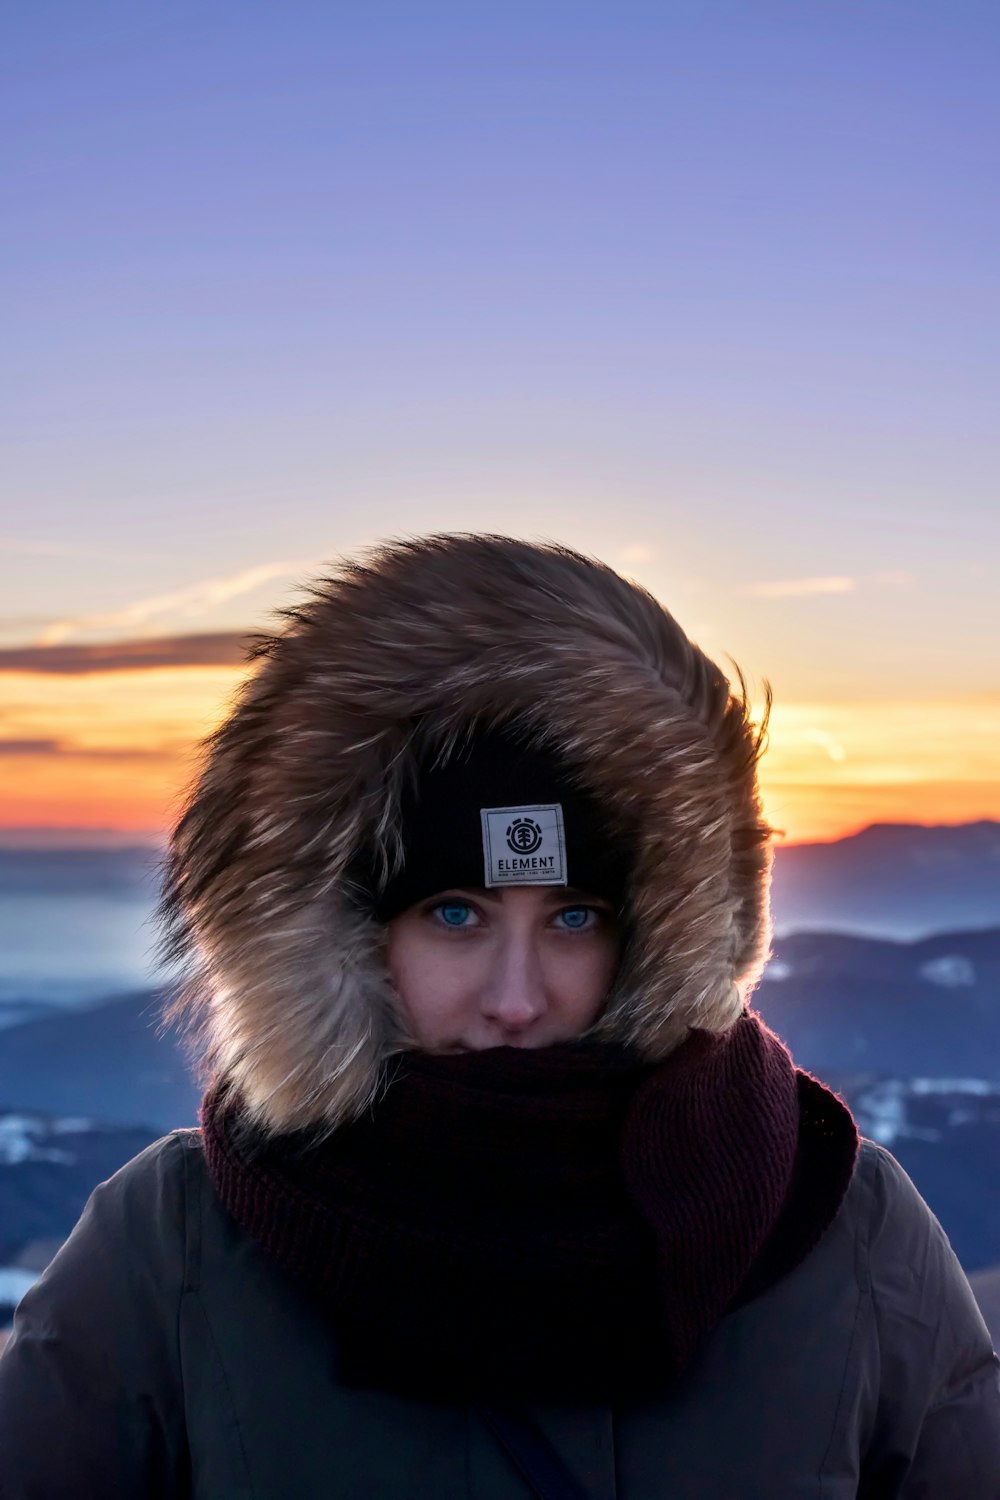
[39,561,309,646]
[799,728,847,763]
[0,632,250,675]
[0,827,165,849]
[745,576,856,599]
[0,737,170,760]
[0,738,61,755]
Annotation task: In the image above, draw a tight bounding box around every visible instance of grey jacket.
[1,1126,998,1499]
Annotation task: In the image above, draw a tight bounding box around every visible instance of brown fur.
[159,534,774,1135]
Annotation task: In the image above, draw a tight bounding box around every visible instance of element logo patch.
[505,817,542,854]
[480,803,567,887]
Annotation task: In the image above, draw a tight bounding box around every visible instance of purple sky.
[2,3,998,808]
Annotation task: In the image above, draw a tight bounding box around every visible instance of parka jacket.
[3,535,998,1496]
[0,1122,998,1498]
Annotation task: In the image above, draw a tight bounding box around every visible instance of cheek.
[386,933,483,1041]
[551,935,618,1021]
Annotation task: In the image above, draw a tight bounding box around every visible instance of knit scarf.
[200,1009,860,1404]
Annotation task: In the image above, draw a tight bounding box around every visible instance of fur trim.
[159,534,773,1134]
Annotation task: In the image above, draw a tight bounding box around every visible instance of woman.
[1,533,997,1498]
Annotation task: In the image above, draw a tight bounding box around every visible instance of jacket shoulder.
[98,1124,201,1211]
[863,1136,989,1312]
[0,1129,198,1498]
[858,1137,1000,1495]
[8,1126,199,1308]
[863,1135,955,1244]
[862,1134,994,1370]
[62,1126,201,1271]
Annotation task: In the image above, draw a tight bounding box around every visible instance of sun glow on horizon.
[1,661,997,845]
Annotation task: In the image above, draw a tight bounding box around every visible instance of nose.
[480,930,547,1037]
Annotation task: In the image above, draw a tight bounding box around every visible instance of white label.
[480,803,567,887]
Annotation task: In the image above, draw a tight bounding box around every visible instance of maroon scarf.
[200,1010,860,1403]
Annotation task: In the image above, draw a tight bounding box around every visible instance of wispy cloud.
[0,738,61,755]
[745,571,912,599]
[745,576,856,599]
[799,728,847,763]
[38,561,309,646]
[0,632,250,675]
[0,737,168,759]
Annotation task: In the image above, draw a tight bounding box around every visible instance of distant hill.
[770,820,1000,938]
[0,990,199,1132]
[0,845,162,898]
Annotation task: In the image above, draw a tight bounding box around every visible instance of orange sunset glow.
[3,650,998,845]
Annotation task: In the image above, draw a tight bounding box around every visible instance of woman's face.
[385,884,619,1052]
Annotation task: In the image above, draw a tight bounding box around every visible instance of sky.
[2,1,998,845]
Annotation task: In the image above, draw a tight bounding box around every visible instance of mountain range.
[2,820,999,1331]
[769,819,1000,937]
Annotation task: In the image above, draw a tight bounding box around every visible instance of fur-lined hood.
[161,534,774,1134]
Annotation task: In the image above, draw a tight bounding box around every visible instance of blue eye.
[437,902,472,927]
[559,907,593,930]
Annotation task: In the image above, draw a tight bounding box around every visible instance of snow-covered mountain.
[0,1112,157,1321]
